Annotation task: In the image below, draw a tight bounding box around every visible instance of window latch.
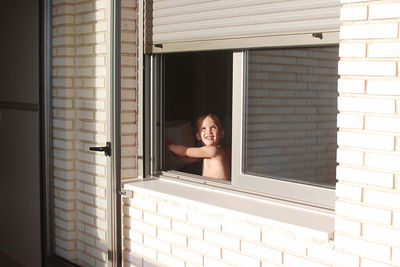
[119,189,134,198]
[312,32,323,39]
[89,142,111,157]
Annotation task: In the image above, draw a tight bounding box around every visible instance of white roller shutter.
[144,0,340,53]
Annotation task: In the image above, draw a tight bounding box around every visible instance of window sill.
[124,177,335,242]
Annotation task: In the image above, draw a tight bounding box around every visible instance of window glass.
[244,47,339,187]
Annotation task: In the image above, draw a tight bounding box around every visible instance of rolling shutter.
[144,0,340,53]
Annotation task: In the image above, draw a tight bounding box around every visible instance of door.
[44,0,119,266]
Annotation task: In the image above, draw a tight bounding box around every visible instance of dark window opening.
[162,50,233,177]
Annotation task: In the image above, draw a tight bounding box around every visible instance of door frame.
[39,0,122,265]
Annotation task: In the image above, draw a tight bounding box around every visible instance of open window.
[145,44,338,209]
[142,0,340,210]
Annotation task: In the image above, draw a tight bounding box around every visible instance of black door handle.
[89,142,111,157]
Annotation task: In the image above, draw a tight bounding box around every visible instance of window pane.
[244,47,338,187]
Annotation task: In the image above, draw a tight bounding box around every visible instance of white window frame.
[144,47,337,211]
[231,51,336,210]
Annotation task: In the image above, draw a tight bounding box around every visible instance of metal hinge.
[119,189,134,198]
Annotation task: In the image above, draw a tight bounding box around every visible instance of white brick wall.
[51,0,111,265]
[124,1,400,267]
[336,1,400,266]
[123,192,335,267]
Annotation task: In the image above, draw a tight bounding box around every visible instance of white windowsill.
[124,177,335,241]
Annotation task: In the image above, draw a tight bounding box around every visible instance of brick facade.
[51,0,110,265]
[123,0,400,266]
[50,0,400,266]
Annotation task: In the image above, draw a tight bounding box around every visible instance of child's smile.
[197,117,224,146]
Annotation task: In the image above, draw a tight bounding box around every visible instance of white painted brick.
[335,201,391,224]
[132,220,156,236]
[339,43,366,58]
[187,210,222,231]
[76,24,93,34]
[84,78,105,88]
[338,97,395,114]
[361,258,395,267]
[367,80,400,96]
[261,230,306,255]
[366,116,400,133]
[132,242,157,260]
[336,166,393,188]
[363,223,400,246]
[54,198,74,210]
[86,245,107,261]
[143,236,170,254]
[125,229,143,244]
[393,247,400,264]
[52,15,75,26]
[54,217,75,231]
[143,212,171,229]
[222,249,260,267]
[221,221,261,242]
[284,254,329,267]
[83,162,105,176]
[337,113,364,129]
[78,251,96,266]
[55,237,75,250]
[157,228,187,246]
[335,234,391,261]
[364,189,399,209]
[76,46,93,56]
[338,61,396,77]
[241,241,282,264]
[54,178,74,190]
[84,204,106,219]
[132,197,156,212]
[53,78,73,87]
[340,24,398,39]
[369,3,400,20]
[340,6,367,21]
[53,57,74,66]
[124,206,142,220]
[171,246,202,265]
[53,98,73,108]
[335,217,361,236]
[188,238,221,258]
[84,11,105,22]
[337,132,394,151]
[203,257,232,267]
[336,183,362,201]
[369,43,400,58]
[76,2,93,13]
[204,230,240,250]
[157,252,185,267]
[336,149,364,165]
[76,89,94,98]
[365,152,400,172]
[172,221,203,239]
[85,224,106,240]
[77,192,94,204]
[84,33,105,44]
[52,36,74,46]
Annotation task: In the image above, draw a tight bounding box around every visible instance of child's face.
[196,116,224,146]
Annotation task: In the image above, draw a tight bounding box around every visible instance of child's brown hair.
[196,113,224,132]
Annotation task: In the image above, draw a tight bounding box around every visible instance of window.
[145,45,338,209]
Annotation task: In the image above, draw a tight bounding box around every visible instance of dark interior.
[163,50,233,174]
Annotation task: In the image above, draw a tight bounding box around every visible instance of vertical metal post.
[109,0,121,265]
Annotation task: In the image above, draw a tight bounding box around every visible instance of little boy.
[166,113,231,181]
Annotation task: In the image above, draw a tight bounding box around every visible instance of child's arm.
[166,143,218,159]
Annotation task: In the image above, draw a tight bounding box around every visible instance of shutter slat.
[145,0,340,52]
